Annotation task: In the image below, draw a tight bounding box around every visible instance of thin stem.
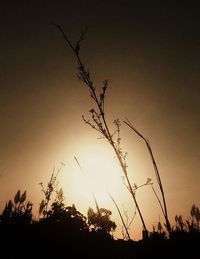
[108,192,131,240]
[124,119,171,235]
[151,185,165,217]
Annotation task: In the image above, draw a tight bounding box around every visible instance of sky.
[0,1,200,240]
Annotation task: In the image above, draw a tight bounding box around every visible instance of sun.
[61,145,124,211]
[75,152,122,201]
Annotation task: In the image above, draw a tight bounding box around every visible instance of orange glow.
[60,145,124,210]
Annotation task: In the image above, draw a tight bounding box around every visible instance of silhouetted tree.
[87,207,116,236]
[43,201,87,232]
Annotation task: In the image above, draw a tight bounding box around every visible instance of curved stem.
[124,119,171,235]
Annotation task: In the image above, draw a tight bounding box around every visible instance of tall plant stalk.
[53,24,148,235]
[124,119,171,235]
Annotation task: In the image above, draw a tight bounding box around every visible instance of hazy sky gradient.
[0,2,199,239]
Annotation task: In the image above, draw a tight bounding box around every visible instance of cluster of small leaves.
[0,190,32,224]
[43,201,87,231]
[132,178,152,192]
[87,207,116,235]
[174,215,185,231]
[81,80,111,143]
[174,204,200,233]
[84,110,128,173]
[55,187,64,204]
[39,172,58,217]
[123,178,152,195]
[75,26,88,55]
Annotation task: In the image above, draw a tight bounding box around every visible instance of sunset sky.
[0,2,199,239]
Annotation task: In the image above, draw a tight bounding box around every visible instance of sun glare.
[61,145,124,210]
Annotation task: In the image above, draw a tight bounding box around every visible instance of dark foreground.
[0,192,199,258]
[1,224,199,259]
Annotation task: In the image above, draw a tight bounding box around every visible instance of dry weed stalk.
[52,23,148,236]
[124,119,171,235]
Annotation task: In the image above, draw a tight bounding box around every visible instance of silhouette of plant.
[0,187,199,259]
[87,207,116,236]
[108,192,131,240]
[0,190,32,225]
[43,201,88,232]
[38,171,88,233]
[174,215,185,232]
[39,170,59,218]
[124,119,171,236]
[150,221,167,240]
[190,204,200,230]
[74,156,129,240]
[173,205,200,239]
[52,23,148,237]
